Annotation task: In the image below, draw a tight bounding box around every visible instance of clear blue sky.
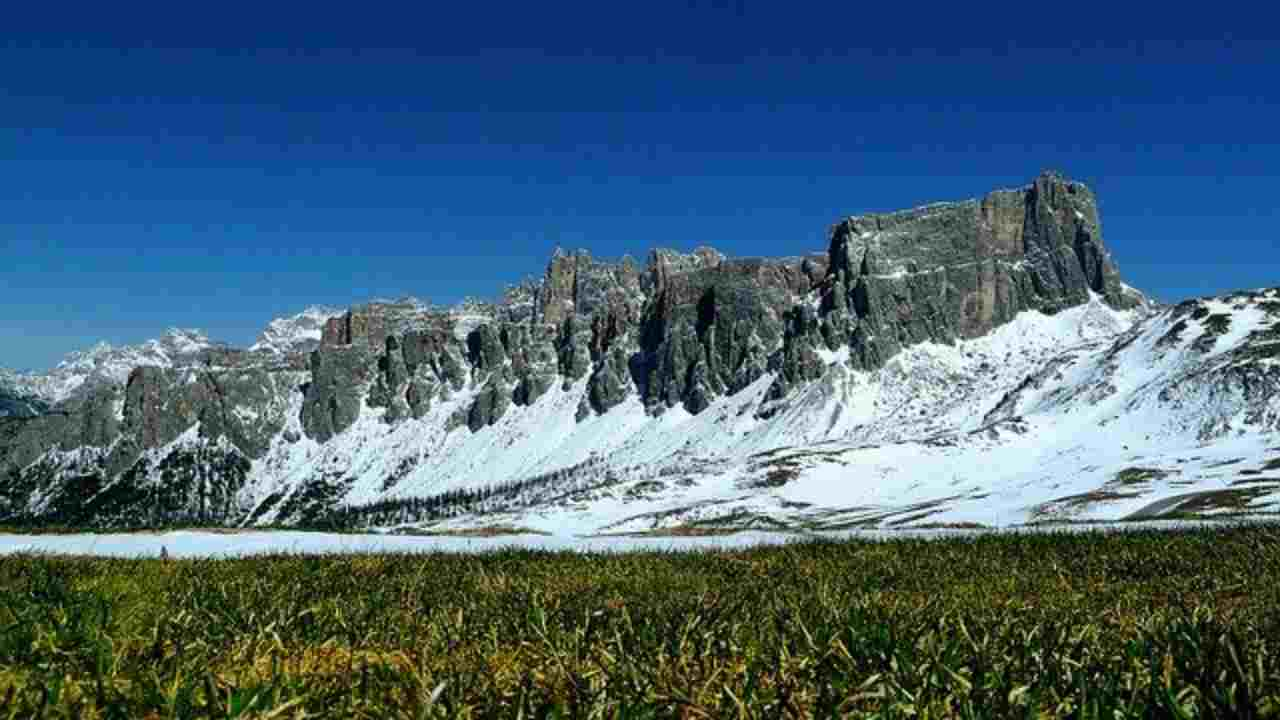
[2,3,1277,370]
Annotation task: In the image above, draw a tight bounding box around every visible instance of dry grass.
[392,525,552,538]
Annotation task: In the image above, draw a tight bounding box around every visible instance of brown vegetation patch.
[396,525,552,537]
[1176,488,1275,514]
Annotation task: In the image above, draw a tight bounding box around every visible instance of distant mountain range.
[2,329,224,408]
[3,171,1278,532]
[0,311,343,413]
[248,306,344,357]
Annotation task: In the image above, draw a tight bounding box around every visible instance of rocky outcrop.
[637,255,816,413]
[538,249,644,325]
[302,345,374,442]
[0,381,118,472]
[114,365,288,461]
[321,300,436,351]
[822,171,1132,366]
[468,380,513,431]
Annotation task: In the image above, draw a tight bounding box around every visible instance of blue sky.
[2,3,1277,370]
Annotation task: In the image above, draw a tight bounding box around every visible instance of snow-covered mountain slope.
[254,289,1277,535]
[573,289,1280,533]
[10,289,1278,534]
[5,329,220,406]
[2,172,1276,533]
[250,306,341,355]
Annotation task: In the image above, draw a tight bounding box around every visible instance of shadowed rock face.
[638,256,817,413]
[823,171,1131,364]
[302,345,374,443]
[0,171,1142,527]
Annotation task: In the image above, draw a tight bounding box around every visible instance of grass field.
[2,526,1279,718]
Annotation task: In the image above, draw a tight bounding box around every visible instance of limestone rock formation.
[0,171,1159,529]
[823,171,1133,367]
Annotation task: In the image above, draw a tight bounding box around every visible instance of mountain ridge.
[4,171,1276,532]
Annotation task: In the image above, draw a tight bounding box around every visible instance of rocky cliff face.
[1,171,1194,530]
[822,172,1132,361]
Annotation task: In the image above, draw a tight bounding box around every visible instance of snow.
[814,345,850,366]
[10,283,1280,537]
[0,519,1269,559]
[8,329,219,405]
[250,306,341,355]
[157,328,213,356]
[353,292,1280,532]
[368,291,1277,535]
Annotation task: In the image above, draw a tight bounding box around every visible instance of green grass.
[2,525,1280,718]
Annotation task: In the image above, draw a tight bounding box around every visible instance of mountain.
[0,370,47,419]
[5,306,345,409]
[3,329,222,407]
[2,171,1277,532]
[249,306,342,356]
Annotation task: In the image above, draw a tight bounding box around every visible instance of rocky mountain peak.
[4,328,221,408]
[251,306,342,356]
[154,328,219,355]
